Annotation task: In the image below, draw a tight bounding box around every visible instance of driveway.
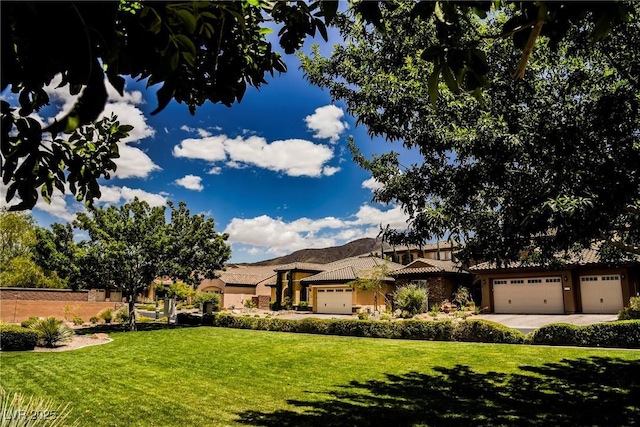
[277,312,618,334]
[473,314,618,334]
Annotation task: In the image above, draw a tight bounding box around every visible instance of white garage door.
[493,277,564,314]
[316,288,352,314]
[580,275,624,314]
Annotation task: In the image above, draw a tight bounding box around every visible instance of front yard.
[1,327,638,426]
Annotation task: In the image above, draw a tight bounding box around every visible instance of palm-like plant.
[30,317,73,348]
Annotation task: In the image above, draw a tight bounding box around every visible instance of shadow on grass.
[237,356,640,426]
[74,322,189,335]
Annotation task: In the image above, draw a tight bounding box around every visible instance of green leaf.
[428,64,443,108]
[319,1,339,25]
[173,9,197,34]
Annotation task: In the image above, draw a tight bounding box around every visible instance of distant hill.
[247,238,384,266]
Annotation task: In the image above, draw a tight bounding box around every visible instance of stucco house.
[383,241,457,265]
[471,249,640,314]
[198,265,276,309]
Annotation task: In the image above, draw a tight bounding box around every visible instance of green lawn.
[1,327,639,426]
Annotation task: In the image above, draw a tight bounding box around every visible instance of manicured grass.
[1,327,639,426]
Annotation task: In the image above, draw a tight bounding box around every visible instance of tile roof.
[392,258,470,276]
[216,266,277,285]
[383,240,456,252]
[301,256,404,283]
[468,247,636,271]
[273,262,327,272]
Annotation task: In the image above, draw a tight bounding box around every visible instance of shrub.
[72,316,84,326]
[453,319,525,344]
[98,308,114,323]
[136,315,156,323]
[618,297,640,320]
[393,284,428,317]
[528,323,582,346]
[452,286,473,309]
[401,319,454,341]
[269,301,280,311]
[358,312,370,320]
[244,298,256,309]
[578,320,640,349]
[193,292,220,310]
[283,296,293,310]
[89,316,100,324]
[0,325,39,351]
[20,316,41,329]
[30,317,74,348]
[114,307,130,324]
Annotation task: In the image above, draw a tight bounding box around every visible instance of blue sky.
[2,30,418,263]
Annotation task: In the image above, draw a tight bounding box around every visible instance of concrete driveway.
[277,312,618,334]
[474,314,618,334]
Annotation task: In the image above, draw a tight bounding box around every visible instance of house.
[198,265,276,309]
[383,240,457,265]
[391,258,474,309]
[470,249,640,314]
[268,262,327,310]
[301,256,405,314]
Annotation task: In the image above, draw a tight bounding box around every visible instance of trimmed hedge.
[176,312,640,348]
[0,325,40,351]
[529,320,640,349]
[452,319,525,344]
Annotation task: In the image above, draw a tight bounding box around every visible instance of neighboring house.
[301,256,405,314]
[198,266,276,309]
[383,241,457,265]
[392,258,474,309]
[471,249,640,314]
[268,262,327,310]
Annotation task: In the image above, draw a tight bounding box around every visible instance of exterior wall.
[353,284,395,312]
[0,300,119,323]
[276,270,317,305]
[394,275,462,309]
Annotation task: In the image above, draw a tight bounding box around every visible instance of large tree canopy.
[1,1,632,212]
[301,2,640,265]
[74,198,231,330]
[1,0,332,210]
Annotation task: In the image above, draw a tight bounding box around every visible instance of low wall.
[0,288,89,301]
[0,300,119,323]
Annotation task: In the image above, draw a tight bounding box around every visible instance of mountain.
[246,238,384,266]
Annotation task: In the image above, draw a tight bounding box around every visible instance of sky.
[2,29,421,264]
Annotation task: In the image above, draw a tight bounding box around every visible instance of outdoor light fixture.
[563,276,568,281]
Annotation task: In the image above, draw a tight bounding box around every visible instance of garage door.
[580,275,624,314]
[493,277,564,314]
[316,288,352,314]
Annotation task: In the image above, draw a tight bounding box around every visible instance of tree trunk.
[128,294,137,331]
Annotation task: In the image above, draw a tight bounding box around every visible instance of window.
[546,278,561,283]
[510,279,524,284]
[494,280,507,285]
[527,279,542,283]
[602,275,620,281]
[581,276,598,282]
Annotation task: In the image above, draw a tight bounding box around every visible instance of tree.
[32,223,82,290]
[162,201,231,286]
[301,3,640,265]
[0,210,67,288]
[1,0,332,210]
[74,198,230,330]
[2,1,631,212]
[348,262,395,312]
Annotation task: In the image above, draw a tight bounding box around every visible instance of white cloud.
[173,136,228,162]
[33,193,79,222]
[37,75,161,180]
[180,125,214,138]
[362,177,384,191]
[174,175,204,191]
[304,105,348,143]
[173,134,338,178]
[97,186,168,207]
[208,166,222,175]
[224,204,410,260]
